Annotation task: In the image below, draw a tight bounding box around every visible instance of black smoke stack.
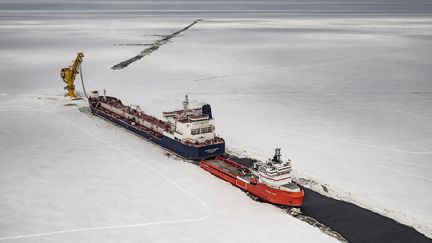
[202,104,212,119]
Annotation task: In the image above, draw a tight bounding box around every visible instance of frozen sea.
[1,1,432,242]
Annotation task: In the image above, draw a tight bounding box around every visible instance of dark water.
[302,188,432,243]
[228,155,432,243]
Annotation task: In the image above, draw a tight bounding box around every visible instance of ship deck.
[206,159,241,176]
[281,182,301,191]
[205,158,255,182]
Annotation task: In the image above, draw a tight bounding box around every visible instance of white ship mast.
[181,94,189,118]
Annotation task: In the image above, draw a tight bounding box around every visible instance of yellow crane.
[60,52,84,98]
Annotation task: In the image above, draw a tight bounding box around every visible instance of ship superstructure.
[162,95,217,146]
[253,148,301,193]
[88,90,225,159]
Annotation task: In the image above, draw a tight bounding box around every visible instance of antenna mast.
[273,147,281,162]
[181,94,189,117]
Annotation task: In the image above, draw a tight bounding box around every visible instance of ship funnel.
[202,104,212,119]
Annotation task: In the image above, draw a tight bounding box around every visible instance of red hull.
[200,157,304,207]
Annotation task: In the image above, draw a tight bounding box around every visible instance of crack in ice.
[111,19,201,70]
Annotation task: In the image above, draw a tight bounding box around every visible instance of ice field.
[1,2,432,242]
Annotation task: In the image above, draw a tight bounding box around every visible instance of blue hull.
[90,106,225,160]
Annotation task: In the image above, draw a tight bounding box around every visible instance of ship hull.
[200,158,304,207]
[90,105,225,160]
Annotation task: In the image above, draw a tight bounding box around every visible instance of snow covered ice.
[1,1,432,242]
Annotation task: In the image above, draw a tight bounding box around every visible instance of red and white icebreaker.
[200,148,304,207]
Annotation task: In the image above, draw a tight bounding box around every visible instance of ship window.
[200,126,213,134]
[191,128,200,135]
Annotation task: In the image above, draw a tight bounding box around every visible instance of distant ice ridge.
[1,1,432,13]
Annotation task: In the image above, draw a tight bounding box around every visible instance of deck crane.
[60,52,84,98]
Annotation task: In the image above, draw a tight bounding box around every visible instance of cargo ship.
[88,90,225,159]
[200,148,304,206]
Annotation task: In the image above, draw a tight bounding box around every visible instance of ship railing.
[97,97,169,129]
[260,170,291,177]
[96,104,165,138]
[183,137,224,147]
[188,115,210,122]
[215,156,246,171]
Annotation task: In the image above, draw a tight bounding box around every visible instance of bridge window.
[201,126,213,133]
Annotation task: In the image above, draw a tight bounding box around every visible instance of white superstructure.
[253,148,300,192]
[163,95,217,144]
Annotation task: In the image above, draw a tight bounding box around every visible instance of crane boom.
[60,52,84,98]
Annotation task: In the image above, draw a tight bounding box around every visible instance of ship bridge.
[162,95,219,145]
[253,148,300,192]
